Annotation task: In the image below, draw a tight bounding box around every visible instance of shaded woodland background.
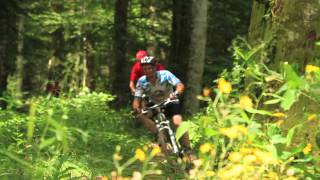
[0,0,253,114]
[1,0,320,179]
[1,1,320,114]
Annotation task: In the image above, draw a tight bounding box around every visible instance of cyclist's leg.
[136,113,157,134]
[164,103,191,150]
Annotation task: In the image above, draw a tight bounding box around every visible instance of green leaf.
[240,111,250,124]
[283,63,307,90]
[264,144,278,158]
[267,124,281,137]
[271,134,287,144]
[280,151,293,160]
[234,47,246,60]
[204,128,218,137]
[280,89,297,110]
[176,121,196,140]
[0,150,33,169]
[264,99,281,105]
[291,143,306,154]
[245,108,272,115]
[39,137,56,149]
[286,124,302,146]
[245,42,265,62]
[316,131,320,148]
[263,93,283,99]
[276,84,288,94]
[58,166,76,179]
[315,41,320,46]
[27,102,37,141]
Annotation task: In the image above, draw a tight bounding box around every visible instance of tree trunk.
[0,2,17,107]
[183,0,208,116]
[44,2,65,95]
[248,0,320,151]
[15,15,24,98]
[110,0,129,107]
[272,0,320,70]
[247,0,269,45]
[168,0,192,82]
[248,0,320,70]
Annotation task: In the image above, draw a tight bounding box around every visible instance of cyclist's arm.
[175,82,184,95]
[133,97,141,109]
[133,80,144,110]
[129,63,139,92]
[163,70,184,95]
[129,80,135,93]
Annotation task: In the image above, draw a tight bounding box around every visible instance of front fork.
[155,113,180,154]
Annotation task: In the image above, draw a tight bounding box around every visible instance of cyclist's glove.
[170,91,181,99]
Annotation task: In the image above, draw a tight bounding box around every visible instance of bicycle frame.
[142,98,181,155]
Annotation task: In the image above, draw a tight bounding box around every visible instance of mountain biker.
[132,56,192,153]
[129,50,165,94]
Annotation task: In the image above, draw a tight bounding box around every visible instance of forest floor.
[79,110,187,179]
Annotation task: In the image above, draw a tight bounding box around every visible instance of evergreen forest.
[1,0,320,179]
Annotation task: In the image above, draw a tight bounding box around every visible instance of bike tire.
[158,129,176,156]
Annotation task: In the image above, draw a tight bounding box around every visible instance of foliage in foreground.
[104,40,320,180]
[0,91,150,179]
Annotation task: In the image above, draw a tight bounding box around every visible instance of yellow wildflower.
[307,114,317,121]
[305,65,320,73]
[303,143,312,155]
[267,172,278,179]
[100,176,108,180]
[116,145,121,153]
[283,177,298,180]
[229,152,242,162]
[254,150,278,165]
[113,153,122,161]
[132,171,142,180]
[243,154,257,164]
[218,165,245,180]
[217,78,232,94]
[135,148,146,162]
[220,127,238,139]
[272,112,286,118]
[151,146,161,156]
[143,145,148,151]
[206,170,215,177]
[235,125,248,134]
[111,171,117,179]
[200,143,212,154]
[240,147,254,154]
[239,95,253,110]
[306,74,312,80]
[276,119,284,126]
[220,125,247,139]
[117,177,130,180]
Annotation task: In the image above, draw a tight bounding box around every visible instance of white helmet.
[140,56,156,66]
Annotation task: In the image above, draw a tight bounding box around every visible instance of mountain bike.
[141,98,183,156]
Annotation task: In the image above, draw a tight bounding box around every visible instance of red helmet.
[135,50,148,61]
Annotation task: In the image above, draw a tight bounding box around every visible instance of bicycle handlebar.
[141,98,179,114]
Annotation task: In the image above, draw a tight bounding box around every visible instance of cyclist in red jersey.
[129,50,165,94]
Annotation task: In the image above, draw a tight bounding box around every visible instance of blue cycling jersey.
[134,70,181,103]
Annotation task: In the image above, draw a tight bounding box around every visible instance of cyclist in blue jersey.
[133,56,192,152]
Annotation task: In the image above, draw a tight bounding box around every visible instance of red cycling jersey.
[130,62,165,82]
